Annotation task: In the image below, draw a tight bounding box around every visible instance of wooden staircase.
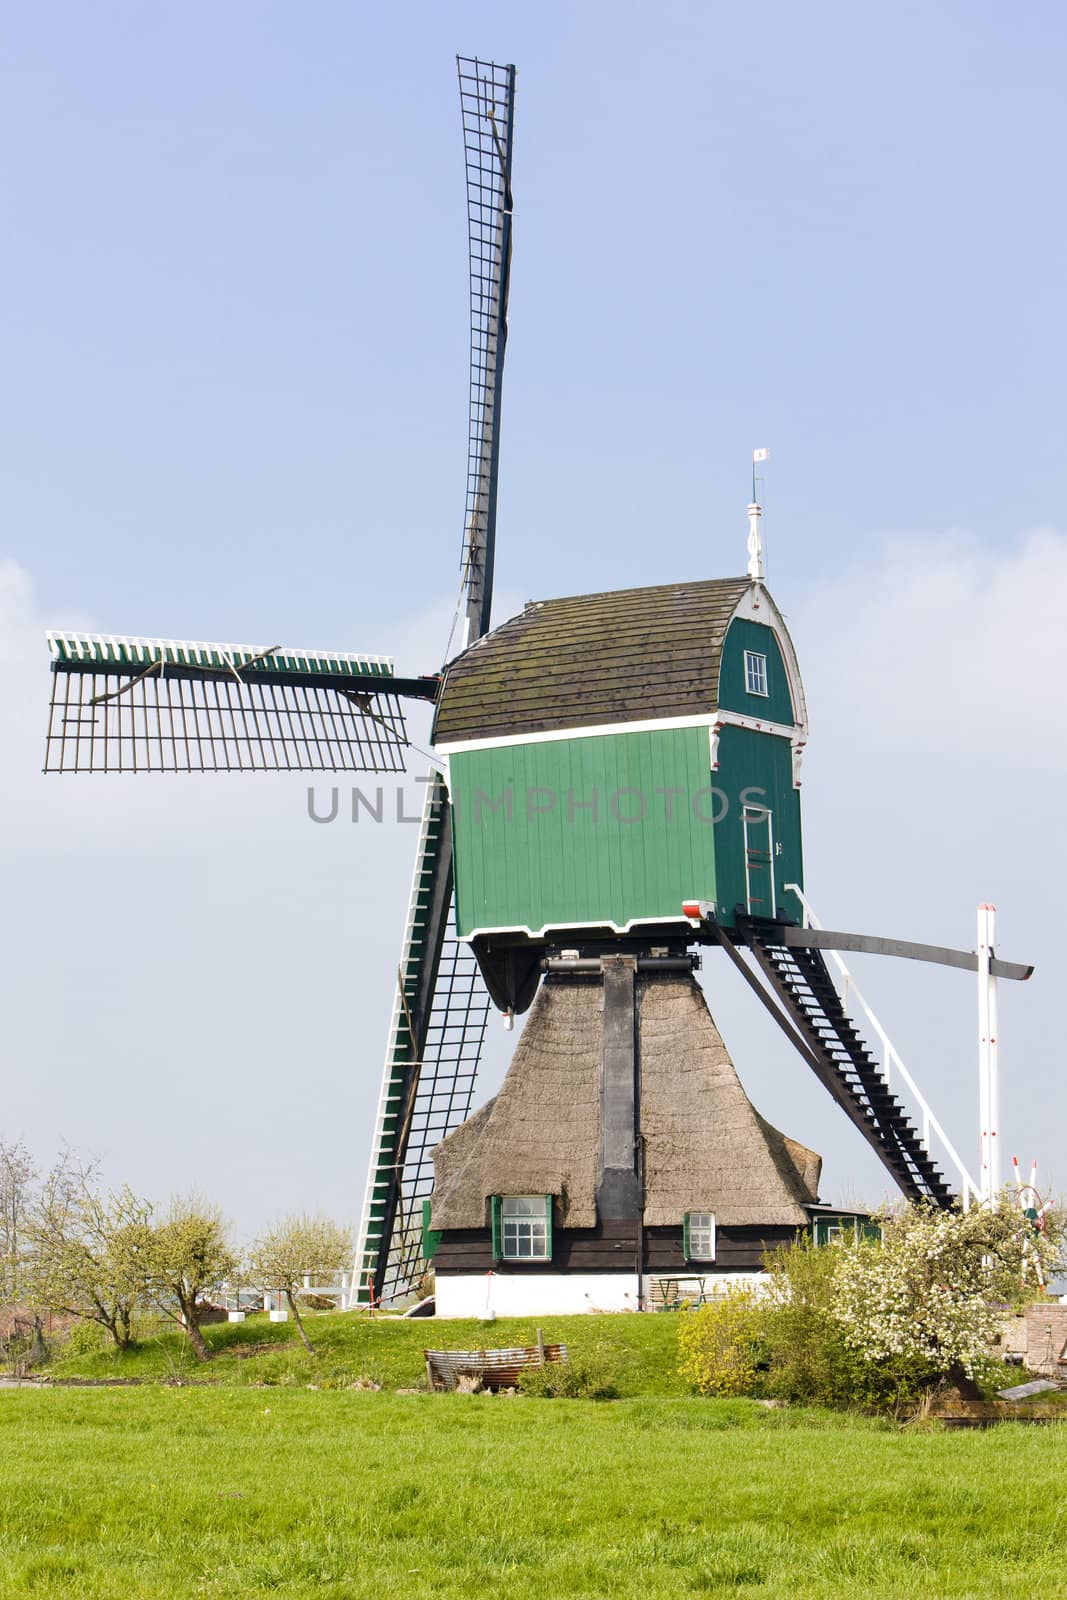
[740,920,956,1208]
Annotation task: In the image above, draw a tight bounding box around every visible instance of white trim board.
[436,711,718,756]
[436,707,799,758]
[460,912,698,942]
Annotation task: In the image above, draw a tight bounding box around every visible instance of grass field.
[2,1386,1066,1599]
[5,1312,1065,1598]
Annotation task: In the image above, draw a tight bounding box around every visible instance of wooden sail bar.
[47,632,440,703]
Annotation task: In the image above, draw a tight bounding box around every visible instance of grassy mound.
[43,1307,689,1395]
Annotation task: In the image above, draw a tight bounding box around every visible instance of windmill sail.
[354,772,491,1305]
[44,632,422,774]
[457,56,515,646]
[352,60,516,1305]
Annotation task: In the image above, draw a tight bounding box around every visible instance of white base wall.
[436,1272,641,1318]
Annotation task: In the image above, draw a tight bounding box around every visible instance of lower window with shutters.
[683,1211,716,1262]
[491,1195,553,1262]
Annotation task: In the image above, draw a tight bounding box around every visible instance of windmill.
[40,58,1036,1317]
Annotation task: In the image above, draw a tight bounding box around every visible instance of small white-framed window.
[744,650,769,697]
[683,1211,716,1261]
[496,1195,552,1261]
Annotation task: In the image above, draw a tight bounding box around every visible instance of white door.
[742,804,776,918]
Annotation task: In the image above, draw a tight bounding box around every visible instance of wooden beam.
[770,926,1033,982]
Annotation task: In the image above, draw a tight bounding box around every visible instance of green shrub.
[516,1348,618,1399]
[677,1285,766,1397]
[761,1236,935,1415]
[676,1245,941,1414]
[63,1319,109,1357]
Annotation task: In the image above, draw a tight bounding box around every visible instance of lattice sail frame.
[45,632,407,774]
[457,56,515,644]
[348,60,518,1305]
[354,773,491,1306]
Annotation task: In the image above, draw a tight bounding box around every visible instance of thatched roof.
[431,972,820,1231]
[432,977,602,1231]
[638,976,819,1226]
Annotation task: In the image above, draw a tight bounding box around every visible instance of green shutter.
[682,1213,691,1260]
[490,1196,503,1261]
[421,1199,442,1262]
[544,1196,553,1261]
[859,1220,883,1245]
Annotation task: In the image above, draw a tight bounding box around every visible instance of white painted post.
[988,908,1001,1199]
[746,503,765,582]
[977,904,1001,1203]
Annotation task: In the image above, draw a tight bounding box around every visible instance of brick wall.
[1024,1304,1067,1376]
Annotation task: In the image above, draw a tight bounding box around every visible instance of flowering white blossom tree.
[832,1202,1065,1382]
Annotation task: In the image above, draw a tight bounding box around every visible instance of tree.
[0,1138,35,1307]
[761,1232,935,1412]
[145,1198,236,1362]
[25,1162,153,1350]
[832,1201,1067,1389]
[249,1215,353,1355]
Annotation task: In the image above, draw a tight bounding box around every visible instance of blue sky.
[2,2,1064,1241]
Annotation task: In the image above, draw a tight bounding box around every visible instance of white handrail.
[783,885,980,1209]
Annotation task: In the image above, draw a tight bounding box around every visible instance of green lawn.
[10,1312,1067,1597]
[1,1387,1065,1599]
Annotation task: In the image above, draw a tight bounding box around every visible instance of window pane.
[499,1197,550,1260]
[686,1211,715,1259]
[744,651,768,696]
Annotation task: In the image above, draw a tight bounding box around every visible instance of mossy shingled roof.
[433,576,754,744]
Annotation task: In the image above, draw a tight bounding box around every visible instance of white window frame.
[685,1211,717,1261]
[500,1196,551,1262]
[744,649,769,697]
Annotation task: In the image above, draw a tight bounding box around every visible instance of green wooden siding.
[450,726,718,936]
[717,618,795,725]
[712,725,803,926]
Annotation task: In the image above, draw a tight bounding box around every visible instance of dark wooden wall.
[433,1222,803,1276]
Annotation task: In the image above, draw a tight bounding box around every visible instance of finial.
[748,447,769,582]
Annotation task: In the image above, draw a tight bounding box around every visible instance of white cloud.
[777,527,1067,1199]
[794,526,1067,760]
